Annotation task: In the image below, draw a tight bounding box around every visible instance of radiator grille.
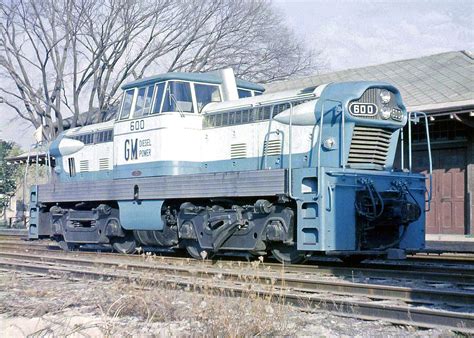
[348,126,392,167]
[79,160,89,172]
[264,139,282,156]
[230,143,247,159]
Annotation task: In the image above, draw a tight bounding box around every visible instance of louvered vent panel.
[99,158,110,171]
[264,139,282,156]
[79,160,89,172]
[230,143,247,159]
[348,126,392,167]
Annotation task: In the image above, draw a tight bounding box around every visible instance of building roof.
[122,71,265,92]
[265,51,474,113]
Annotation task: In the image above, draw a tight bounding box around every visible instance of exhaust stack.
[219,68,239,101]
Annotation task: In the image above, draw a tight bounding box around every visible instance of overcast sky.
[275,0,474,70]
[1,0,473,149]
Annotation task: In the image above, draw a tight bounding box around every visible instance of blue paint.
[118,200,164,230]
[49,133,65,157]
[28,185,39,239]
[293,167,426,251]
[122,72,265,92]
[45,80,426,253]
[53,81,406,182]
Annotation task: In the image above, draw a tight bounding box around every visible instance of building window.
[411,117,468,143]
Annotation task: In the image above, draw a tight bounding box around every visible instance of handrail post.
[315,99,342,200]
[288,102,295,199]
[408,112,413,173]
[400,127,404,170]
[414,111,433,211]
[341,103,345,170]
[263,105,275,170]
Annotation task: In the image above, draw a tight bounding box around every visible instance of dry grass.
[94,258,295,336]
[0,266,456,337]
[0,260,297,336]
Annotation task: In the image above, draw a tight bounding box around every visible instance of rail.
[0,245,473,333]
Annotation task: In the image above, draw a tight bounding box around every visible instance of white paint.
[63,85,325,175]
[220,68,239,101]
[273,100,318,126]
[58,138,84,156]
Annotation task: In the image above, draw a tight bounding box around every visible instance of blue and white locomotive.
[28,69,428,263]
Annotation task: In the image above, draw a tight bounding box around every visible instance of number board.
[349,102,378,117]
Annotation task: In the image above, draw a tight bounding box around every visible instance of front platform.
[425,234,474,253]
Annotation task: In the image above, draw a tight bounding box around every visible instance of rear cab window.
[195,83,221,112]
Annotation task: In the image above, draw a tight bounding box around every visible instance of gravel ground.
[0,269,454,337]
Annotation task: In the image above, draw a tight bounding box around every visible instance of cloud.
[276,0,474,70]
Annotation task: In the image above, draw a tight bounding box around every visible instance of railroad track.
[1,240,473,284]
[0,245,473,333]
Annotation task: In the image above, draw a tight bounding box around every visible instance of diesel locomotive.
[28,69,430,263]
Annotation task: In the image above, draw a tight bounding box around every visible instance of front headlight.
[380,106,391,119]
[380,89,391,104]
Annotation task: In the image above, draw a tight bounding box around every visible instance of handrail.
[408,112,412,172]
[315,99,343,200]
[410,111,433,211]
[263,101,297,200]
[263,105,277,169]
[400,127,404,169]
[287,102,296,200]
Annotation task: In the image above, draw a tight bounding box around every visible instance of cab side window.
[120,89,135,120]
[195,83,221,112]
[152,82,165,114]
[238,88,252,98]
[162,81,194,113]
[133,85,154,118]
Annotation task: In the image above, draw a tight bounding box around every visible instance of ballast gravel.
[0,270,454,337]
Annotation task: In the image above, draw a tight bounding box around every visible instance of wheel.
[112,234,137,254]
[184,240,211,260]
[271,244,304,264]
[58,239,78,251]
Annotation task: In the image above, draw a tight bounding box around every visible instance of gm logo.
[349,102,378,117]
[124,139,138,160]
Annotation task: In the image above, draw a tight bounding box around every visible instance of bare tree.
[0,0,323,141]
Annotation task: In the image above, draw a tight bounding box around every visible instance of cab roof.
[121,71,265,92]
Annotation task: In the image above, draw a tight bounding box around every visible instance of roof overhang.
[5,151,54,165]
[408,99,474,115]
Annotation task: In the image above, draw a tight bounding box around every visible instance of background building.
[265,51,474,236]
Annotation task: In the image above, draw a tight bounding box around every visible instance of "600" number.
[130,120,145,131]
[349,103,378,116]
